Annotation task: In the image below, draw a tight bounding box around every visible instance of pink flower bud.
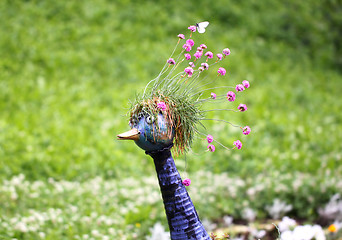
[235,84,245,92]
[226,91,236,102]
[157,102,167,111]
[184,67,194,77]
[177,34,185,39]
[182,43,192,52]
[201,62,209,70]
[218,67,226,76]
[222,48,231,56]
[207,144,216,152]
[217,53,223,61]
[182,178,191,186]
[233,140,242,149]
[188,25,196,32]
[200,44,207,49]
[186,39,195,47]
[238,104,247,112]
[194,51,203,59]
[205,51,213,59]
[207,134,214,143]
[242,80,250,88]
[242,126,251,135]
[167,58,175,65]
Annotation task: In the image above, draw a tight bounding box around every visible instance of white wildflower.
[242,207,256,222]
[10,191,18,200]
[202,218,217,232]
[292,225,316,240]
[318,194,342,221]
[312,225,325,240]
[223,215,233,227]
[266,199,292,219]
[278,216,296,232]
[14,221,28,233]
[146,222,170,240]
[82,234,89,239]
[38,232,46,238]
[281,224,326,240]
[91,230,101,237]
[250,227,266,239]
[281,230,293,240]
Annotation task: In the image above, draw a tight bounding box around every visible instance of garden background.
[1,0,341,239]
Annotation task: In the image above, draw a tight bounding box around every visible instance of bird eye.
[145,115,155,124]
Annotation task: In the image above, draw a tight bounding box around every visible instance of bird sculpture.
[118,113,210,239]
[117,22,250,240]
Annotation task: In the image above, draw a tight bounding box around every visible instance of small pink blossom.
[157,102,167,111]
[233,140,242,149]
[167,58,175,65]
[188,25,196,32]
[207,144,215,152]
[201,62,209,70]
[184,67,194,77]
[211,92,216,99]
[182,43,192,52]
[242,126,251,135]
[184,53,191,60]
[235,84,245,92]
[182,178,191,186]
[242,80,250,88]
[186,39,195,47]
[218,67,226,76]
[194,51,203,59]
[198,66,204,72]
[207,134,214,143]
[205,51,213,59]
[189,62,195,68]
[227,91,236,102]
[238,104,247,112]
[222,48,231,56]
[197,47,203,51]
[217,53,223,61]
[178,34,185,39]
[200,44,207,49]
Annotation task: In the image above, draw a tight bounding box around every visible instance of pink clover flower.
[233,140,242,149]
[182,178,191,186]
[218,67,226,76]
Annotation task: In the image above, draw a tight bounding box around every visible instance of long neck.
[147,148,210,240]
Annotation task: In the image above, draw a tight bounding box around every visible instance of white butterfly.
[196,21,209,33]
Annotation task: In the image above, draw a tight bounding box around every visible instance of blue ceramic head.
[117,112,174,152]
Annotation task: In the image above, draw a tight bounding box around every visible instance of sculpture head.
[117,111,174,152]
[117,93,201,154]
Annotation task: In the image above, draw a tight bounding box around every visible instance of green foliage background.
[1,0,341,181]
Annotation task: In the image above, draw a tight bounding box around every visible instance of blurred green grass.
[1,0,341,181]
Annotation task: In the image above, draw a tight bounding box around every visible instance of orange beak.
[117,128,140,141]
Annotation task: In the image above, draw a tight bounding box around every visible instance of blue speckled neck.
[147,148,210,240]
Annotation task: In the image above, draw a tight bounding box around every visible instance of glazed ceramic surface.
[130,113,174,152]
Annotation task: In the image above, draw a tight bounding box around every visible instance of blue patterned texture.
[148,149,211,240]
[129,114,210,239]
